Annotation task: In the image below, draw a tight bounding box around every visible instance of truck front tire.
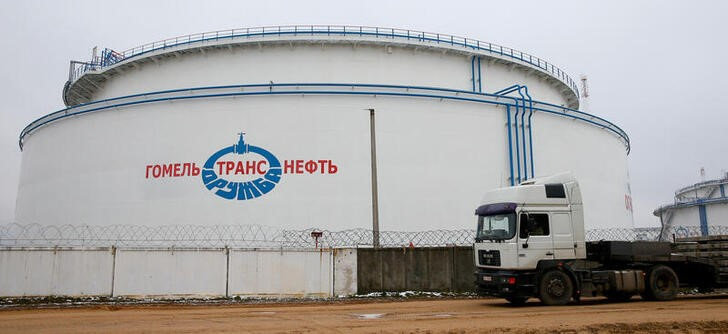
[641,265,678,301]
[538,270,573,306]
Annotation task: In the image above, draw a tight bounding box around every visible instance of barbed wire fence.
[1,223,727,249]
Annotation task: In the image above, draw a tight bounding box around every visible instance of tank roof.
[63,25,581,108]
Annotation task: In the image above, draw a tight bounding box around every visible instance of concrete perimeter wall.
[0,248,113,297]
[356,247,474,293]
[0,247,472,297]
[0,248,351,298]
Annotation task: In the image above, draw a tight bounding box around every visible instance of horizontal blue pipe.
[20,83,629,152]
[655,196,728,213]
[493,84,521,96]
[32,83,520,136]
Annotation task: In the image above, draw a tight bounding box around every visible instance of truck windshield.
[476,213,517,241]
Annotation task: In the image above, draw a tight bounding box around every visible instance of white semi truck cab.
[473,173,723,305]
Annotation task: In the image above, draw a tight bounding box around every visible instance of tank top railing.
[67,25,579,96]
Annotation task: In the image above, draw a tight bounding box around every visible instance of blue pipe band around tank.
[20,83,630,161]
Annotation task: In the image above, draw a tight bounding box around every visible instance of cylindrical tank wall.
[17,35,630,231]
[17,95,629,230]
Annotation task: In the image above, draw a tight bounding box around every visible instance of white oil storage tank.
[655,172,728,239]
[16,25,632,232]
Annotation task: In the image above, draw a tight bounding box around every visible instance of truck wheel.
[505,297,528,305]
[642,265,678,301]
[538,270,573,306]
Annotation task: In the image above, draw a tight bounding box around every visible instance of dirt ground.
[1,295,728,333]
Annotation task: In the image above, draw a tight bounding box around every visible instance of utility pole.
[368,108,380,248]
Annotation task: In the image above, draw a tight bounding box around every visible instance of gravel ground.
[1,294,728,333]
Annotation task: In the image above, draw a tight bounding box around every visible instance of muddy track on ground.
[1,295,727,333]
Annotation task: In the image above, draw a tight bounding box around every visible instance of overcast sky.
[1,0,726,228]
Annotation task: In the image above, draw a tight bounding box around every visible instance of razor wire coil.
[1,223,726,248]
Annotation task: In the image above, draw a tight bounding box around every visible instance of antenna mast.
[580,74,590,112]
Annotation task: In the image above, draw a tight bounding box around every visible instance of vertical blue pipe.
[698,204,708,236]
[506,105,514,186]
[493,84,522,183]
[513,97,521,184]
[517,89,528,180]
[477,57,482,93]
[471,56,476,92]
[524,87,535,177]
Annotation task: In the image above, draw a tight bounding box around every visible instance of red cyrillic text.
[145,163,200,178]
[282,160,338,174]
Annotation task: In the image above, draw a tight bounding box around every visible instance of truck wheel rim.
[656,277,671,291]
[547,278,565,296]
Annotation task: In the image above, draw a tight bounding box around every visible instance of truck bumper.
[475,269,537,299]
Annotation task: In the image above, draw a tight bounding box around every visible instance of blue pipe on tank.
[516,88,528,180]
[471,56,476,92]
[506,105,515,186]
[513,94,521,184]
[523,86,535,178]
[477,57,482,92]
[494,84,520,96]
[495,84,522,183]
[495,84,535,183]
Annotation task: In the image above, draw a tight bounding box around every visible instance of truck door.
[517,212,555,269]
[551,212,576,259]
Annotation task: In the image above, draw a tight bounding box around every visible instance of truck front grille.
[478,250,501,266]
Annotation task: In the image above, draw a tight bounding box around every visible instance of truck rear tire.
[538,270,573,306]
[641,265,678,301]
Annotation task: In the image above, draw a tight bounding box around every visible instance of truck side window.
[519,213,550,238]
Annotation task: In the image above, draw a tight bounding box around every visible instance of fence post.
[110,245,117,297]
[225,246,230,298]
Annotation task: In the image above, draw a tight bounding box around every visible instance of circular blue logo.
[201,133,282,200]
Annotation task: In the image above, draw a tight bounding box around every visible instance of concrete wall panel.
[228,249,332,297]
[0,248,112,297]
[333,248,357,296]
[426,248,453,290]
[113,249,226,297]
[356,248,382,292]
[452,246,475,292]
